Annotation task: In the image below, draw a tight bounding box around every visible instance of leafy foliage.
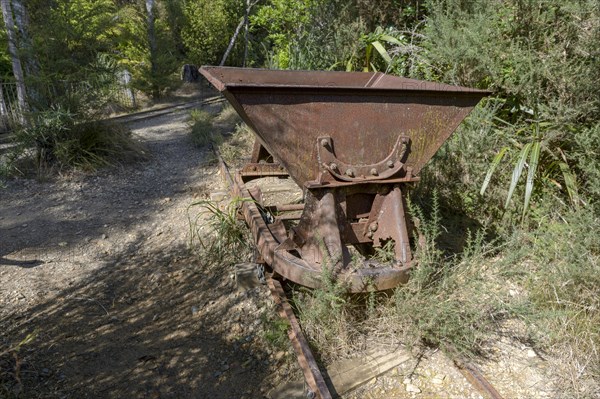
[8,107,146,173]
[419,0,600,213]
[181,0,243,66]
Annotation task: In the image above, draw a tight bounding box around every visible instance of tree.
[0,0,27,122]
[145,0,159,96]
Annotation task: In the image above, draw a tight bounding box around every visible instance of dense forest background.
[1,0,599,395]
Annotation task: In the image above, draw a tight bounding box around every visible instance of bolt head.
[387,160,395,168]
[320,138,329,147]
[370,168,378,176]
[369,222,378,232]
[330,162,338,171]
[366,231,374,239]
[345,169,355,177]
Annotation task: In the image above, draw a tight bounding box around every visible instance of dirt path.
[0,106,297,398]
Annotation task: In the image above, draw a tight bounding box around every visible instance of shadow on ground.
[1,240,273,399]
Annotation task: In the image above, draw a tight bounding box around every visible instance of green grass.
[0,332,37,397]
[187,197,253,265]
[3,108,147,177]
[189,109,220,148]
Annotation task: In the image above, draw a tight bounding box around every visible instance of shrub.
[189,109,218,148]
[4,108,146,175]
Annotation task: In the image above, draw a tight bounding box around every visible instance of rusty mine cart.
[200,66,489,293]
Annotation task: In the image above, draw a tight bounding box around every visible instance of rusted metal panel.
[200,66,488,187]
[204,66,488,292]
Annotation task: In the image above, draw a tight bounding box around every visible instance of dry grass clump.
[218,123,254,167]
[189,109,219,148]
[187,197,254,267]
[3,109,147,177]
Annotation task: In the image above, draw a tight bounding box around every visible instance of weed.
[0,331,37,397]
[392,193,509,356]
[515,207,600,397]
[214,104,241,127]
[189,109,220,148]
[187,197,253,265]
[3,108,147,176]
[217,123,254,167]
[291,245,355,361]
[261,309,291,351]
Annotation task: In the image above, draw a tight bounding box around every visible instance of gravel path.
[0,106,297,398]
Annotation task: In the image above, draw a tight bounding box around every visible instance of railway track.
[213,143,505,399]
[0,95,225,146]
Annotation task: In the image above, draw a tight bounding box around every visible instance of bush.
[189,109,218,148]
[5,108,146,175]
[417,0,600,214]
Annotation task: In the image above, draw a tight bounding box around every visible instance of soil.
[0,105,300,398]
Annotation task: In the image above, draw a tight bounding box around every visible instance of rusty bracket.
[240,162,288,179]
[317,135,410,183]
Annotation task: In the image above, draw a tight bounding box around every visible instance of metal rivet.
[366,231,374,239]
[370,168,378,176]
[320,138,329,147]
[330,162,338,172]
[387,160,395,168]
[369,222,378,232]
[345,169,355,177]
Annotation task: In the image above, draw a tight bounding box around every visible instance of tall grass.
[187,197,253,266]
[189,109,219,148]
[3,108,146,176]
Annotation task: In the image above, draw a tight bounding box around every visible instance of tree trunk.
[1,0,28,123]
[11,0,40,107]
[243,0,250,67]
[0,84,9,132]
[220,18,244,66]
[145,0,158,97]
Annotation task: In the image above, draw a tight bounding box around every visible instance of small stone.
[432,374,445,384]
[526,349,537,358]
[405,383,421,393]
[22,224,28,228]
[191,306,199,315]
[40,368,50,376]
[58,242,68,247]
[213,371,222,378]
[210,191,227,202]
[102,234,108,239]
[221,364,229,371]
[368,377,377,385]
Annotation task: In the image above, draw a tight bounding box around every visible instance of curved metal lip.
[200,66,492,95]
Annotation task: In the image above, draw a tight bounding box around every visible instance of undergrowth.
[187,197,253,266]
[509,207,600,397]
[189,109,220,148]
[392,194,509,356]
[2,108,146,177]
[0,332,37,397]
[217,123,254,167]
